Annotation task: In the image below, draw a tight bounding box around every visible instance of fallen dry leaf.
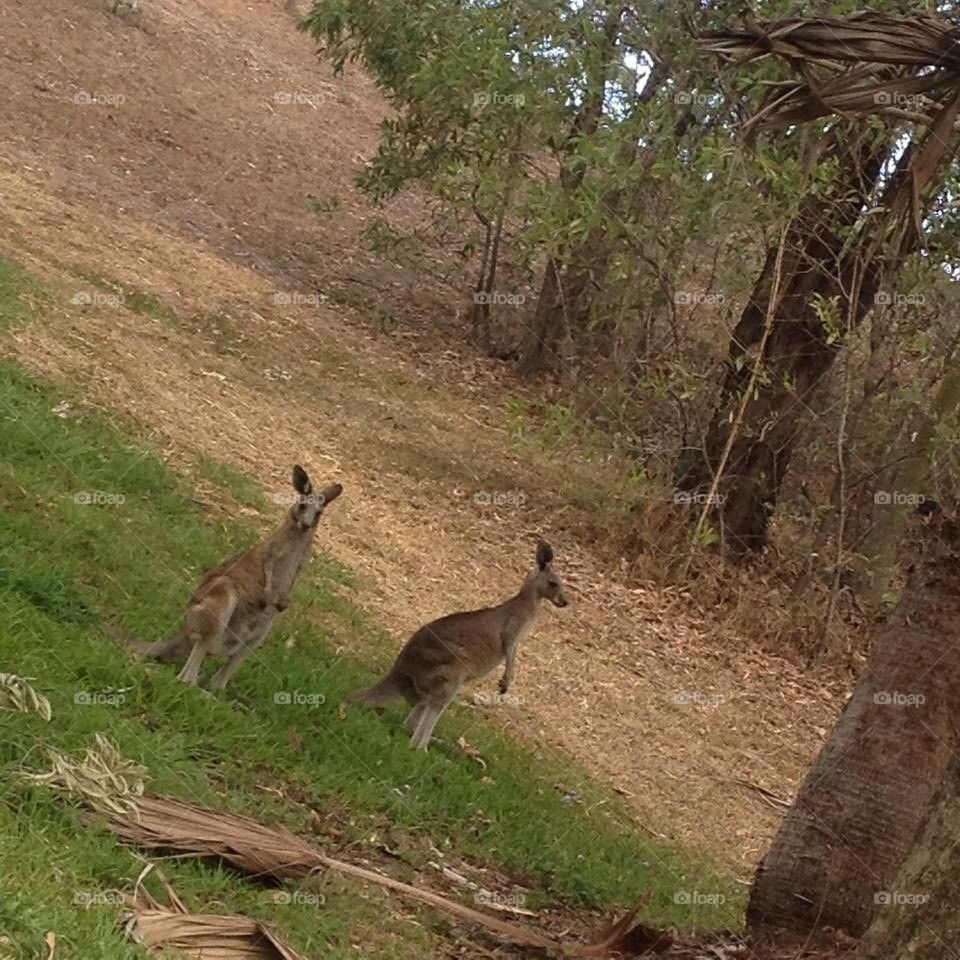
[127,879,310,960]
[456,737,487,769]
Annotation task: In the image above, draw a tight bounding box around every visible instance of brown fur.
[136,465,342,690]
[349,541,568,749]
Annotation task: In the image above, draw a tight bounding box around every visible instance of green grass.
[194,454,270,512]
[0,258,49,328]
[0,259,742,957]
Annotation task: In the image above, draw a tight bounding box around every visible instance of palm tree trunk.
[748,517,960,937]
[856,753,960,958]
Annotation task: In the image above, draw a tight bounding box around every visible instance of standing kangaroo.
[137,466,343,690]
[349,541,569,750]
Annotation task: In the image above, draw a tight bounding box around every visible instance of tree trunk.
[517,4,623,375]
[556,60,676,339]
[519,58,678,374]
[747,518,960,938]
[518,257,565,375]
[856,753,960,959]
[853,362,960,608]
[675,127,890,555]
[676,90,960,559]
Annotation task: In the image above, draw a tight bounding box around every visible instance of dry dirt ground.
[0,0,846,882]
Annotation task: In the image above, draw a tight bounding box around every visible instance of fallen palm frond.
[126,872,310,960]
[103,794,670,957]
[22,734,148,816]
[0,673,52,721]
[104,794,322,880]
[697,11,960,130]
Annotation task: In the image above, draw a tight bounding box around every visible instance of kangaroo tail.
[347,672,403,706]
[104,619,190,662]
[137,631,190,662]
[111,625,189,662]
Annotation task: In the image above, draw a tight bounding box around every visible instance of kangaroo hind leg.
[176,581,237,685]
[410,689,456,751]
[404,702,426,733]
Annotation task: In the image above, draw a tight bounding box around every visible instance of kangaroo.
[137,465,343,690]
[349,541,569,750]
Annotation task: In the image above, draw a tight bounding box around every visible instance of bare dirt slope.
[0,0,844,879]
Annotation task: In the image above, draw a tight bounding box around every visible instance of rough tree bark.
[856,752,960,958]
[748,513,960,938]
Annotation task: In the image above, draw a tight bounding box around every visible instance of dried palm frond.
[105,793,321,880]
[22,734,149,816]
[103,794,669,956]
[0,673,52,721]
[126,872,311,960]
[700,12,960,69]
[698,11,960,130]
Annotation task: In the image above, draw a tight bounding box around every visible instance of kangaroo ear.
[292,465,312,496]
[536,540,553,570]
[318,482,343,506]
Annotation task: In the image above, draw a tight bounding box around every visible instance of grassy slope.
[0,258,740,958]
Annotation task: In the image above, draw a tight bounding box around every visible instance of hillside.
[0,0,850,955]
